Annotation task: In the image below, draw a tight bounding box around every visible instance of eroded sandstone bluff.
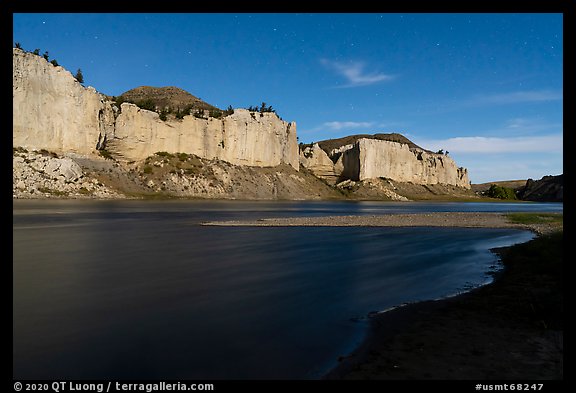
[299,137,470,189]
[12,47,473,200]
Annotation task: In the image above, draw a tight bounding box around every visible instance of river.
[12,200,562,379]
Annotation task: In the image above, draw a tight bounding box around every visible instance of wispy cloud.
[301,120,408,134]
[322,121,375,130]
[503,117,562,134]
[415,89,563,115]
[320,59,394,88]
[418,134,563,154]
[468,90,563,106]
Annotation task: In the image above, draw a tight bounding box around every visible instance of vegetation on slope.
[316,133,430,155]
[113,86,235,121]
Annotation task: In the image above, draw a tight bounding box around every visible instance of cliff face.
[13,48,115,155]
[301,137,470,189]
[12,48,298,170]
[14,47,470,193]
[517,175,563,202]
[111,104,298,169]
[352,139,470,188]
[298,143,340,184]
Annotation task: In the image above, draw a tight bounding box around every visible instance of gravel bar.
[202,212,559,234]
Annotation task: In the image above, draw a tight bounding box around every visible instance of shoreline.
[204,212,563,380]
[323,234,562,380]
[324,226,562,379]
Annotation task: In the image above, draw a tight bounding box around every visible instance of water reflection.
[13,200,550,379]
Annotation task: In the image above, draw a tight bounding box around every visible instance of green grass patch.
[506,212,563,225]
[38,187,68,196]
[123,191,178,200]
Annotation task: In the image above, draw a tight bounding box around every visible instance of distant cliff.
[300,135,470,189]
[12,48,298,170]
[517,175,563,202]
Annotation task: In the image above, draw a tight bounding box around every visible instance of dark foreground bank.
[324,230,563,380]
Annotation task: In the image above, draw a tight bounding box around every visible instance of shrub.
[210,109,223,119]
[99,149,113,160]
[143,165,153,174]
[39,149,58,158]
[13,146,28,154]
[223,105,234,116]
[136,99,156,112]
[485,184,517,200]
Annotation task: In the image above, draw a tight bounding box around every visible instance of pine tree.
[75,68,84,84]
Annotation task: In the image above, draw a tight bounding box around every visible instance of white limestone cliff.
[13,48,115,155]
[300,138,470,189]
[12,48,298,170]
[342,139,470,188]
[13,47,469,190]
[110,104,298,169]
[298,143,340,184]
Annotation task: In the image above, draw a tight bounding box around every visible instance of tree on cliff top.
[247,102,275,113]
[74,68,84,84]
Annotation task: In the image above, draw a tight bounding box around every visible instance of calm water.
[13,200,561,379]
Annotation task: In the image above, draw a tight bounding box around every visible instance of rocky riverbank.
[12,148,123,199]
